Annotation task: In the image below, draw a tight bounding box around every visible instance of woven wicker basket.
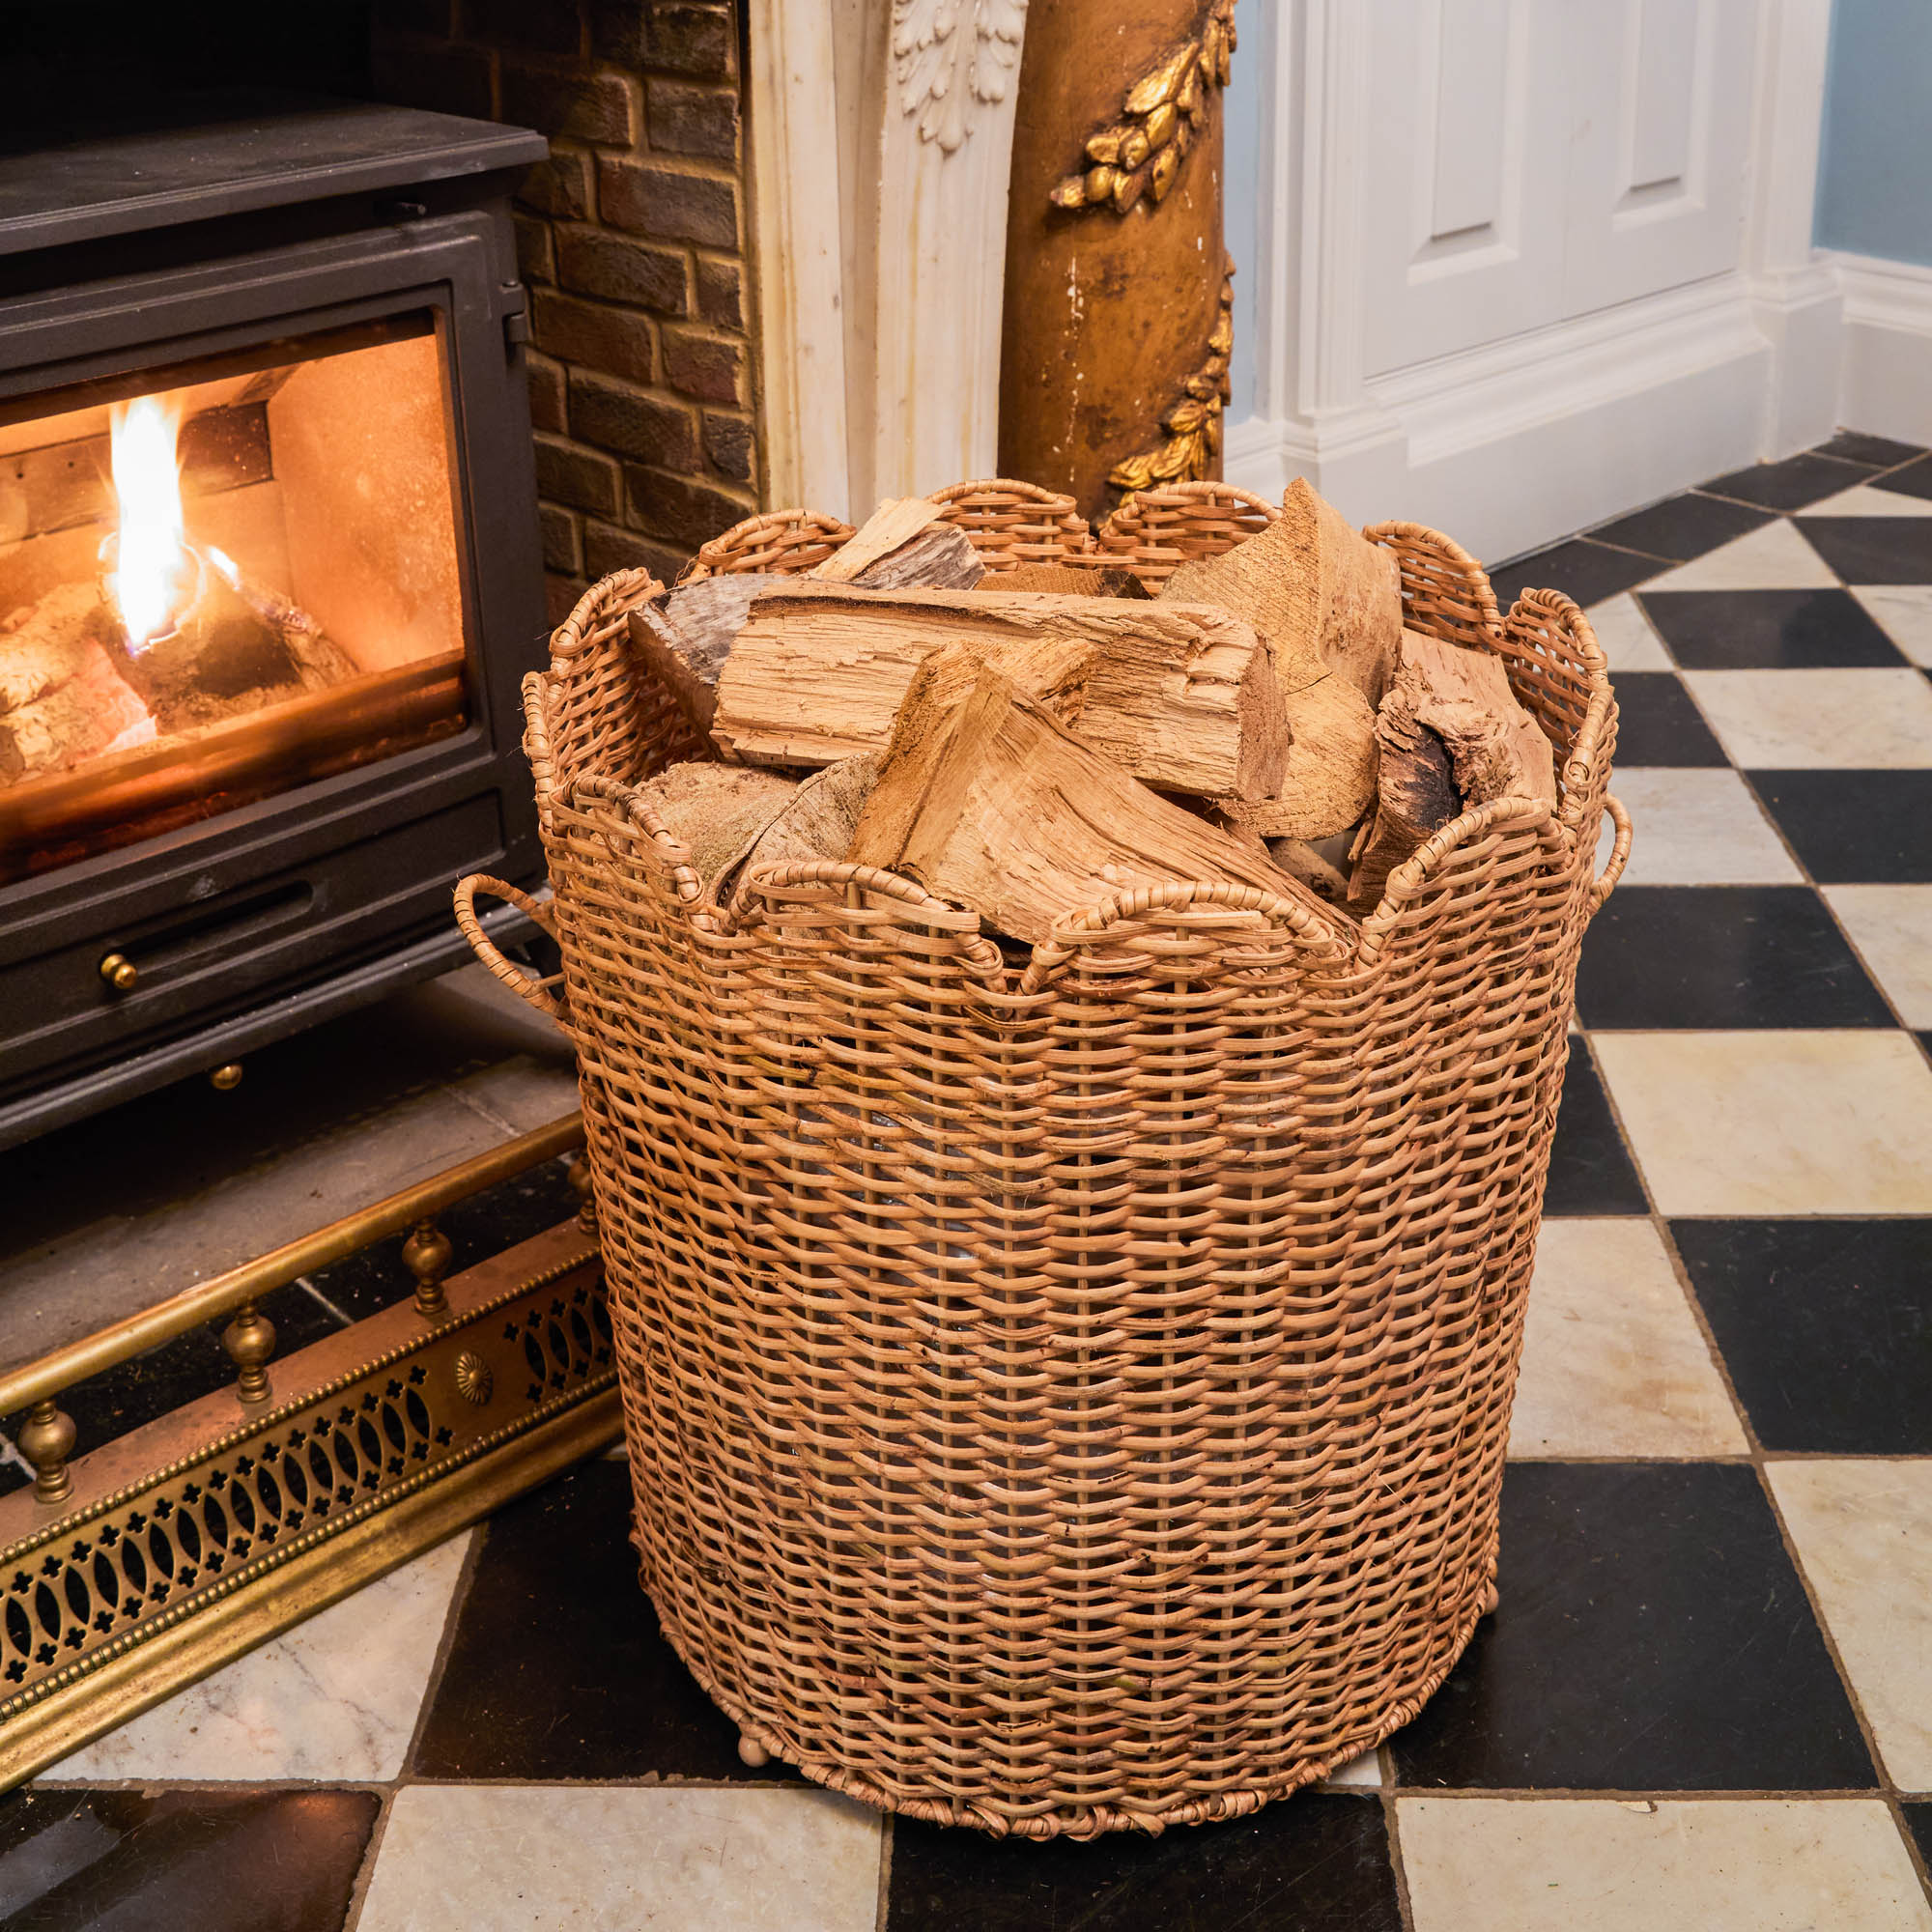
[457,489,1630,1839]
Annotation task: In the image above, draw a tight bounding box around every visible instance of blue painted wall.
[1815,0,1932,268]
[1225,0,1263,422]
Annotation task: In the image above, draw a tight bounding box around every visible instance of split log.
[711,582,1287,800]
[1346,629,1555,905]
[1212,672,1379,843]
[724,752,881,906]
[1157,477,1402,704]
[625,572,795,742]
[0,583,115,714]
[634,760,800,896]
[996,562,1151,599]
[846,649,1321,945]
[1267,834,1352,906]
[0,634,151,783]
[810,498,985,590]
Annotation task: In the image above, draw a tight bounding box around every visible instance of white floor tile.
[1591,769,1802,886]
[356,1784,882,1932]
[1643,522,1838,592]
[46,1533,471,1783]
[1770,1461,1932,1792]
[1824,885,1932,1026]
[1323,1749,1383,1788]
[1682,668,1932,768]
[1590,1031,1932,1216]
[1398,1797,1932,1932]
[1853,586,1932,668]
[1511,1220,1746,1458]
[1586,593,1675,671]
[1805,483,1932,518]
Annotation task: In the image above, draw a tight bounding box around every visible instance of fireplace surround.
[0,96,551,1147]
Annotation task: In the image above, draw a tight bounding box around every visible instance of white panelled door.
[1361,0,1761,381]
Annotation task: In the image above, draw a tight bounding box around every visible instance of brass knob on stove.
[99,952,137,992]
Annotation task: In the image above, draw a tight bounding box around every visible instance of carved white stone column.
[748,0,1029,521]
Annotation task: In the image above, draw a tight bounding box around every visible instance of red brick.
[625,464,752,550]
[372,33,496,120]
[701,410,755,485]
[513,212,554,284]
[583,519,688,583]
[533,433,621,516]
[598,158,737,248]
[662,326,745,406]
[532,288,657,383]
[645,79,739,162]
[517,150,591,220]
[526,353,567,433]
[555,226,688,314]
[539,502,583,574]
[500,61,637,145]
[693,253,744,330]
[461,0,582,55]
[568,371,699,469]
[546,571,587,626]
[593,0,734,77]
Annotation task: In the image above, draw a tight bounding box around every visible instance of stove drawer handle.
[453,874,565,1025]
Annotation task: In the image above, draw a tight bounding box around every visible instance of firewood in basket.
[723,752,881,909]
[994,562,1151,599]
[1209,671,1379,845]
[711,582,1287,801]
[1267,834,1352,905]
[845,647,1325,946]
[632,760,801,897]
[1347,628,1557,905]
[625,572,796,743]
[1157,477,1402,706]
[809,498,986,591]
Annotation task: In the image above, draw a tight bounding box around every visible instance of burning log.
[0,591,151,783]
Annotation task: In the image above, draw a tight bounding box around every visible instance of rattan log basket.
[456,482,1631,1838]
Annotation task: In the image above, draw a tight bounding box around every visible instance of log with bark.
[633,760,801,896]
[627,573,794,743]
[723,752,881,908]
[845,648,1321,945]
[808,498,986,591]
[710,582,1287,800]
[1348,629,1557,906]
[0,582,151,782]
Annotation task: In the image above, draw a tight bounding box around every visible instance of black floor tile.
[1701,451,1872,511]
[1488,539,1663,615]
[1904,1802,1932,1866]
[1637,588,1908,668]
[303,1156,582,1322]
[1796,515,1932,583]
[884,1793,1402,1932]
[412,1458,782,1782]
[0,1278,339,1496]
[1588,492,1772,563]
[1752,771,1932,881]
[1606,673,1729,765]
[1868,454,1932,501]
[1574,887,1892,1030]
[1544,1037,1648,1216]
[0,1786,377,1932]
[1388,1462,1873,1792]
[1813,432,1924,469]
[1672,1220,1932,1454]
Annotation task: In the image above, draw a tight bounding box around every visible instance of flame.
[107,397,191,650]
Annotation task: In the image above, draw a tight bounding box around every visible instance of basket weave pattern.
[483,499,1621,1838]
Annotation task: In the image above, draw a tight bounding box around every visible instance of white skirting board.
[1833,253,1932,451]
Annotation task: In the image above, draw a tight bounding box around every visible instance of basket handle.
[1591,794,1632,910]
[453,874,566,1024]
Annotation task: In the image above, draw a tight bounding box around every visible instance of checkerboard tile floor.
[6,436,1931,1929]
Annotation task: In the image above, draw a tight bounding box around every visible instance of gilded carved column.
[998,0,1235,520]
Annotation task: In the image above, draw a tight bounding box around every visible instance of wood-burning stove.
[0,96,552,1147]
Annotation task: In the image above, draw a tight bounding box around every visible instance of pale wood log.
[624,572,796,743]
[1393,629,1557,809]
[1157,476,1402,703]
[846,649,1320,945]
[1213,672,1378,843]
[996,562,1151,599]
[634,760,800,895]
[809,498,985,590]
[1266,835,1351,906]
[711,582,1287,799]
[725,752,881,906]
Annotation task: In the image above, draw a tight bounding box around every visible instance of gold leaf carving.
[1107,261,1235,497]
[1049,0,1236,214]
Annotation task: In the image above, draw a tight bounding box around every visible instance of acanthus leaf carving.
[893,0,1030,154]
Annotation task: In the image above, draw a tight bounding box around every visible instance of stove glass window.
[0,312,467,881]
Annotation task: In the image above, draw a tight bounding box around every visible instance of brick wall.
[370,0,760,620]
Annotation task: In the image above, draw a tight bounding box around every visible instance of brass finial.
[99,952,137,992]
[221,1301,276,1405]
[404,1219,455,1321]
[209,1063,243,1092]
[19,1399,77,1508]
